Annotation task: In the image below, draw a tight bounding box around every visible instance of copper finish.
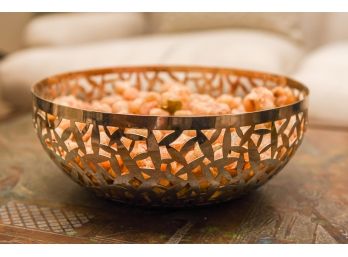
[31,66,309,207]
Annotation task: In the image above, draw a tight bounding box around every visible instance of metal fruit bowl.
[32,66,309,207]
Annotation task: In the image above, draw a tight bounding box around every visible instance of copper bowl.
[32,66,309,207]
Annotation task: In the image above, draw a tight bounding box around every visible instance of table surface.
[0,114,347,244]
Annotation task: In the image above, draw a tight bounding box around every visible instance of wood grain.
[0,114,347,243]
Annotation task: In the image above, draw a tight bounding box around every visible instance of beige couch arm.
[23,13,147,47]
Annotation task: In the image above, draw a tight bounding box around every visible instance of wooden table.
[0,114,347,243]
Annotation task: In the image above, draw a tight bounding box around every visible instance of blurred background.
[0,13,347,127]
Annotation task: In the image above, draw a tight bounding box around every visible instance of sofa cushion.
[149,13,312,44]
[293,42,348,127]
[0,29,303,110]
[321,13,348,45]
[24,13,147,47]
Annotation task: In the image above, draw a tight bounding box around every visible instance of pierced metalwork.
[32,66,309,207]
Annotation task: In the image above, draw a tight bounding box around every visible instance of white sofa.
[0,13,347,127]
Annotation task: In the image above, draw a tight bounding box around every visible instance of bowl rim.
[31,65,309,130]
